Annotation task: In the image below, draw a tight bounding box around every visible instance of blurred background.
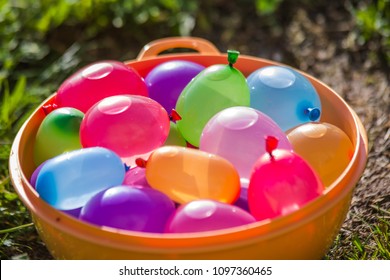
[0,0,389,259]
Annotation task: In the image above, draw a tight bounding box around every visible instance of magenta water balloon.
[165,199,256,233]
[56,60,148,113]
[123,166,151,188]
[248,138,324,221]
[80,95,170,159]
[200,106,292,181]
[145,60,205,113]
[247,65,321,131]
[80,185,176,233]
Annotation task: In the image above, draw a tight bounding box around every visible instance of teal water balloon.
[176,50,250,147]
[34,107,84,166]
[36,147,125,210]
[247,65,321,131]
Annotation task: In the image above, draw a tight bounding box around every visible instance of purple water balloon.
[80,185,175,233]
[62,207,82,218]
[145,60,205,113]
[234,180,250,212]
[30,161,47,188]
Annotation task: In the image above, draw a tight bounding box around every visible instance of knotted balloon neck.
[135,158,147,168]
[265,136,279,160]
[305,107,321,121]
[169,109,182,123]
[227,50,240,68]
[124,163,131,172]
[42,103,58,115]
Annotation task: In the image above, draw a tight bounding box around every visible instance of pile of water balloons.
[32,51,354,234]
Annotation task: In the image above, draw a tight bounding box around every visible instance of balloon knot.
[265,136,279,159]
[305,107,321,121]
[42,103,58,115]
[135,158,147,168]
[124,163,131,172]
[227,50,240,67]
[170,109,182,122]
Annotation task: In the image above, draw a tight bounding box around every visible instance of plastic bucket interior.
[9,37,368,259]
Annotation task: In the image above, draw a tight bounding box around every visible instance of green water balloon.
[34,107,84,166]
[164,121,187,147]
[175,50,250,147]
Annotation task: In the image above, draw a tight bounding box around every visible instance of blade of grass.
[1,76,26,122]
[0,222,34,234]
[352,235,364,253]
[348,212,390,260]
[370,204,390,216]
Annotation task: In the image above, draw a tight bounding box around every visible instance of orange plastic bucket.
[9,37,368,259]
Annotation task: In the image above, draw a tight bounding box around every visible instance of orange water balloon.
[287,122,354,187]
[137,146,240,204]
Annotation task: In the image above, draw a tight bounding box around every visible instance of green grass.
[326,216,390,260]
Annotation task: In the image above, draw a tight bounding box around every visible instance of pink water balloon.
[200,106,292,181]
[123,166,151,188]
[248,136,324,221]
[56,60,148,113]
[165,199,256,233]
[80,95,170,159]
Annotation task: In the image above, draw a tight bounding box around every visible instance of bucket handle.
[136,37,220,60]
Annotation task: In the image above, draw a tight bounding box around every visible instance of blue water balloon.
[247,65,321,131]
[36,147,125,210]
